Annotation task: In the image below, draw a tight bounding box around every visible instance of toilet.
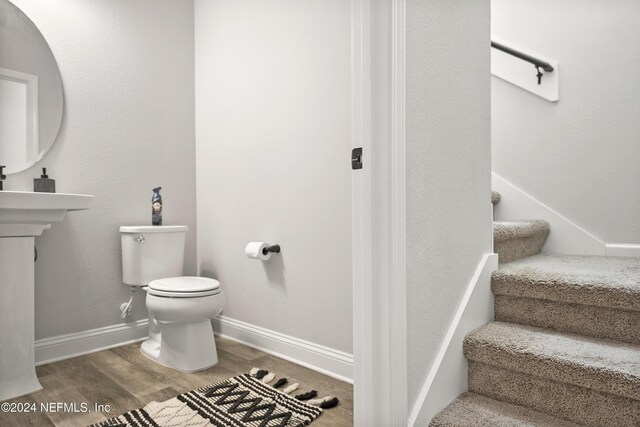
[120,225,225,372]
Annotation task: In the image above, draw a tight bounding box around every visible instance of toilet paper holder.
[262,244,281,255]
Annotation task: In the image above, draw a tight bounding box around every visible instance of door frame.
[0,67,39,169]
[352,0,407,425]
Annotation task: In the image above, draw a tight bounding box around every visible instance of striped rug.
[89,368,339,427]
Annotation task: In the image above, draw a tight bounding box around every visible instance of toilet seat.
[146,276,221,298]
[144,287,222,298]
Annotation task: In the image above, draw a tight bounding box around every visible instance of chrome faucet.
[0,166,5,190]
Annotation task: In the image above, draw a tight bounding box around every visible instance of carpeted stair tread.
[493,220,550,263]
[492,254,640,312]
[429,392,581,427]
[493,220,549,243]
[464,322,640,401]
[491,191,501,205]
[468,361,640,427]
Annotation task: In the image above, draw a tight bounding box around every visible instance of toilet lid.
[148,276,220,293]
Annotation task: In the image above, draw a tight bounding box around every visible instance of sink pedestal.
[0,237,41,401]
[0,191,93,401]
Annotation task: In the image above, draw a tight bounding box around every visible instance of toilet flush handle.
[136,235,145,243]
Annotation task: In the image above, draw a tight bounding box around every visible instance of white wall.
[406,0,492,411]
[492,0,640,244]
[6,0,197,339]
[195,0,353,354]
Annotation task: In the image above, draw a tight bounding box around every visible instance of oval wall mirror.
[0,0,63,174]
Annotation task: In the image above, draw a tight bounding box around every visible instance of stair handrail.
[491,41,554,85]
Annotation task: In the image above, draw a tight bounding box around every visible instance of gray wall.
[7,0,197,339]
[194,0,353,353]
[406,0,493,407]
[492,0,640,243]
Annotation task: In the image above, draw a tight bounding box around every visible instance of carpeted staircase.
[430,191,640,426]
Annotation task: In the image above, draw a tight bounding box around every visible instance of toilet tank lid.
[148,276,220,293]
[120,225,188,233]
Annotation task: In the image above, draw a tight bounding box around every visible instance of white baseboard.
[492,172,605,256]
[35,319,149,366]
[212,315,353,384]
[34,315,355,386]
[408,253,499,427]
[605,244,640,258]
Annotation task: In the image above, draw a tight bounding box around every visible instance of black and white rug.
[90,368,339,427]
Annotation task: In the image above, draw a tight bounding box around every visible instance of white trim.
[352,0,407,425]
[408,253,499,427]
[605,244,640,258]
[351,0,375,425]
[492,172,605,256]
[389,0,407,424]
[34,319,149,366]
[212,315,353,383]
[0,67,39,170]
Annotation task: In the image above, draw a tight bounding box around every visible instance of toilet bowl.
[119,225,225,372]
[142,277,225,372]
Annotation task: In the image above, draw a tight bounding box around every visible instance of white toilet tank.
[120,225,187,286]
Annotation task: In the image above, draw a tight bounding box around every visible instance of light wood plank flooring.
[0,336,353,427]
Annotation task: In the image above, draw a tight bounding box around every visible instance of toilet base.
[141,320,218,372]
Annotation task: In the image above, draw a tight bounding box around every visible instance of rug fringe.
[273,378,288,388]
[307,396,329,406]
[320,397,340,409]
[262,372,276,383]
[283,383,300,394]
[308,396,340,409]
[247,369,338,409]
[295,390,318,401]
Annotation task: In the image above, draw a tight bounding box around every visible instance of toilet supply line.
[120,287,135,319]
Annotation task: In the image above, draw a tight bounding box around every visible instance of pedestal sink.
[0,191,93,401]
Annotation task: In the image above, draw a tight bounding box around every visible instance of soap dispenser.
[34,168,55,193]
[0,165,6,191]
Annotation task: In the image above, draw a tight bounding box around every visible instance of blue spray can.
[152,187,162,225]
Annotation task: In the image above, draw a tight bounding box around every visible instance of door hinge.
[351,147,363,170]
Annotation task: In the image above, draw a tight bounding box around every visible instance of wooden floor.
[0,337,353,427]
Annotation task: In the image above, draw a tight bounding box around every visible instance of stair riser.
[468,361,640,427]
[464,336,640,401]
[495,235,547,263]
[495,295,640,345]
[492,277,640,313]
